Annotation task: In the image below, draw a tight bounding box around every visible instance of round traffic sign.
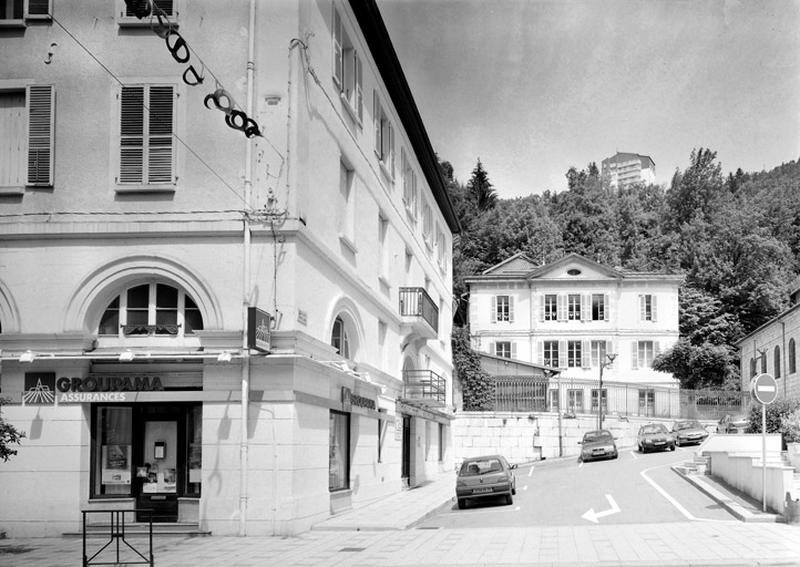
[751,373,778,405]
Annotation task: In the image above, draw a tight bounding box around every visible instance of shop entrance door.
[401,415,411,484]
[135,409,182,522]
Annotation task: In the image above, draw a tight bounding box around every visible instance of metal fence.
[490,376,751,420]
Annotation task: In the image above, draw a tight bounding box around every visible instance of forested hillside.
[444,150,800,390]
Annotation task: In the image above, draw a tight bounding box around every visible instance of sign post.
[751,373,778,512]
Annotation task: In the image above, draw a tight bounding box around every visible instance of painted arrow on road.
[581,494,620,524]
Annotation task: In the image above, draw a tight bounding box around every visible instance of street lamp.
[598,353,617,430]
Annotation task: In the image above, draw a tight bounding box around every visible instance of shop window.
[185,405,202,496]
[98,282,203,338]
[92,406,133,497]
[438,423,445,462]
[377,409,387,463]
[425,421,431,461]
[329,411,350,491]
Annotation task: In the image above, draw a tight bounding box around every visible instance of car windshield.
[641,425,666,434]
[675,421,702,431]
[583,431,612,443]
[459,458,503,476]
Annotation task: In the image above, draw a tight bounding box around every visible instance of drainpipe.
[239,0,256,537]
[782,322,787,396]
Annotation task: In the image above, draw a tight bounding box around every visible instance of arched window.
[750,357,756,378]
[761,352,767,373]
[790,339,796,374]
[331,316,350,359]
[98,282,203,337]
[774,346,781,378]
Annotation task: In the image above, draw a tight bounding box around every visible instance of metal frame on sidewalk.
[82,509,153,567]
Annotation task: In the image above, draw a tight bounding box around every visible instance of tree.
[466,159,497,213]
[0,398,25,463]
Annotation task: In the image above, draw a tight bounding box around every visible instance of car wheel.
[675,439,680,447]
[457,498,466,510]
[637,442,642,452]
[669,443,675,451]
[512,487,516,496]
[506,494,513,505]
[641,444,648,454]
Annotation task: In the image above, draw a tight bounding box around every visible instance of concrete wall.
[706,448,794,514]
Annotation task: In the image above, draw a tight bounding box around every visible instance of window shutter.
[511,342,517,359]
[147,85,174,184]
[582,339,590,368]
[604,294,610,321]
[119,85,145,183]
[488,341,495,356]
[582,294,590,321]
[333,10,343,87]
[557,294,566,321]
[651,295,658,322]
[606,340,612,360]
[490,296,497,324]
[508,296,515,323]
[26,0,51,17]
[27,85,54,186]
[558,340,567,367]
[631,341,639,369]
[539,294,545,322]
[373,91,380,156]
[537,341,543,365]
[654,341,661,357]
[388,121,395,177]
[355,55,363,122]
[639,295,644,320]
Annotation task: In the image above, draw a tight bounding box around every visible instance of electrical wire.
[49,13,250,209]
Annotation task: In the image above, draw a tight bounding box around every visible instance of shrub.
[0,397,25,463]
[746,397,800,447]
[780,409,800,444]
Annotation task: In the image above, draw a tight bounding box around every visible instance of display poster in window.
[101,444,131,485]
[140,462,177,494]
[188,443,202,484]
[395,418,403,441]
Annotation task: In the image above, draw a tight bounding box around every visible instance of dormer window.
[98,283,203,337]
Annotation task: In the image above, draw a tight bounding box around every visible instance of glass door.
[135,409,182,522]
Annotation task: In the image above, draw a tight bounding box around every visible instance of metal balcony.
[402,369,446,406]
[399,287,439,339]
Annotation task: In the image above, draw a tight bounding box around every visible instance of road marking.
[522,485,528,491]
[581,494,621,523]
[630,450,638,460]
[578,461,584,469]
[514,506,520,511]
[640,463,698,521]
[528,466,534,477]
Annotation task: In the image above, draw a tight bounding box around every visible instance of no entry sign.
[751,373,778,405]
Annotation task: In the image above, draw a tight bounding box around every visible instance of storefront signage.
[247,307,271,352]
[55,375,163,403]
[341,386,376,412]
[60,392,129,403]
[23,372,56,405]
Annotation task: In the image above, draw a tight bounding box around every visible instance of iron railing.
[82,509,153,566]
[487,375,751,420]
[402,369,446,405]
[399,287,439,334]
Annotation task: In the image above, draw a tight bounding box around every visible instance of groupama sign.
[56,375,164,403]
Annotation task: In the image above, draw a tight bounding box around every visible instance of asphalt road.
[417,446,739,528]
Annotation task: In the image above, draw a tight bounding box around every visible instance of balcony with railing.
[399,287,439,339]
[402,369,446,407]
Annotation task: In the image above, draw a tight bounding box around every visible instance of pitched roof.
[481,252,538,275]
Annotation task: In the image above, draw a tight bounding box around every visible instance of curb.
[671,466,781,523]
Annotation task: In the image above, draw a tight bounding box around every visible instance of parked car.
[717,413,749,434]
[637,423,675,453]
[456,454,517,509]
[578,429,618,462]
[671,419,709,446]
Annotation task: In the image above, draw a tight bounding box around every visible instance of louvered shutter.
[582,339,590,368]
[508,296,515,323]
[119,86,145,183]
[631,341,639,369]
[147,85,174,184]
[333,10,343,87]
[537,341,543,365]
[373,91,381,156]
[651,295,658,322]
[26,0,51,17]
[539,294,545,322]
[388,121,395,177]
[639,295,644,320]
[126,0,174,16]
[604,294,610,321]
[355,55,363,122]
[27,85,54,186]
[488,341,495,356]
[558,340,567,367]
[582,294,591,321]
[490,296,497,324]
[511,342,517,359]
[557,294,566,321]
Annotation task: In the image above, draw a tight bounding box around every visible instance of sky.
[378,0,800,198]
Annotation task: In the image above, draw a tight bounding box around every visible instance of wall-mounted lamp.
[118,350,135,362]
[19,350,36,363]
[217,351,233,362]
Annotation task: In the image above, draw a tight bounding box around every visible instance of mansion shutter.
[119,85,145,183]
[557,294,567,321]
[373,91,381,156]
[582,294,591,321]
[26,85,54,186]
[651,295,658,322]
[582,339,590,367]
[537,340,543,365]
[388,120,395,176]
[147,86,174,184]
[119,85,174,185]
[511,342,517,359]
[606,340,613,360]
[333,10,343,87]
[490,296,497,323]
[355,54,363,122]
[539,294,545,321]
[604,294,610,321]
[488,341,495,356]
[508,296,515,323]
[558,340,567,367]
[655,341,661,357]
[638,294,645,320]
[631,341,639,369]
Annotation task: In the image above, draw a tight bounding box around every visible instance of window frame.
[373,91,395,181]
[495,341,512,359]
[567,389,583,413]
[332,6,363,125]
[790,339,796,374]
[567,340,582,368]
[544,294,557,321]
[116,0,180,28]
[591,294,606,321]
[0,0,51,26]
[591,388,608,414]
[567,294,581,321]
[329,410,350,492]
[543,340,559,367]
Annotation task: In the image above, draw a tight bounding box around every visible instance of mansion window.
[638,389,655,416]
[333,8,363,123]
[639,294,657,322]
[0,0,51,22]
[401,149,417,219]
[633,340,657,369]
[495,341,513,359]
[0,85,54,189]
[591,294,606,321]
[543,340,559,367]
[568,294,581,320]
[374,92,395,180]
[98,283,203,337]
[493,295,513,323]
[590,340,608,367]
[567,340,582,368]
[544,294,557,321]
[567,389,583,413]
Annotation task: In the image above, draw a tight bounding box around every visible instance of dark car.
[637,423,675,453]
[456,454,517,509]
[672,419,709,446]
[717,414,748,434]
[578,429,618,462]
